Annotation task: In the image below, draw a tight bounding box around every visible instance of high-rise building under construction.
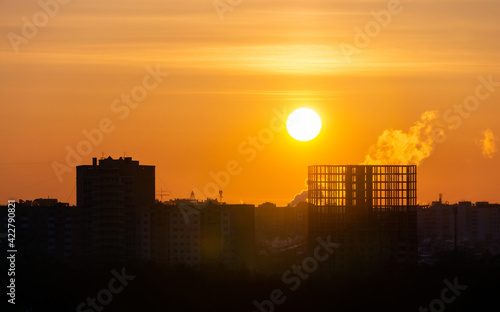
[308,165,418,273]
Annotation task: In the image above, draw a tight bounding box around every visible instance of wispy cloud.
[481,129,497,159]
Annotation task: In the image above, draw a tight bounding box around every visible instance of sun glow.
[286,108,322,142]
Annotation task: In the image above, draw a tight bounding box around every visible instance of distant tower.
[219,190,223,202]
[190,191,196,201]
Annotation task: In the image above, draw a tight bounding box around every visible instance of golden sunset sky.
[1,0,499,206]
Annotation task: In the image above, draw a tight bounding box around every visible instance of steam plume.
[363,111,439,166]
[288,190,308,207]
[288,179,309,207]
[481,129,497,159]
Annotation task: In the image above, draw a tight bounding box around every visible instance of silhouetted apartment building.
[148,201,172,266]
[201,201,255,270]
[147,199,255,270]
[308,165,418,273]
[418,200,500,253]
[476,202,500,243]
[77,156,155,263]
[167,199,202,267]
[0,199,84,264]
[255,202,308,254]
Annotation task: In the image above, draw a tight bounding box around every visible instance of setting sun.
[286,108,322,142]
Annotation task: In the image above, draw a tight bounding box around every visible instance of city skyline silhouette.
[2,0,500,311]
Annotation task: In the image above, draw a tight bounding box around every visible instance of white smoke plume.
[288,179,309,207]
[288,190,308,207]
[363,111,439,166]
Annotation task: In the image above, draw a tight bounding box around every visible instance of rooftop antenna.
[439,193,443,204]
[156,188,170,202]
[219,190,223,202]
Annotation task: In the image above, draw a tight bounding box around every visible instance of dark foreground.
[2,251,500,312]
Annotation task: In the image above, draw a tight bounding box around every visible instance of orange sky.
[1,0,499,206]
